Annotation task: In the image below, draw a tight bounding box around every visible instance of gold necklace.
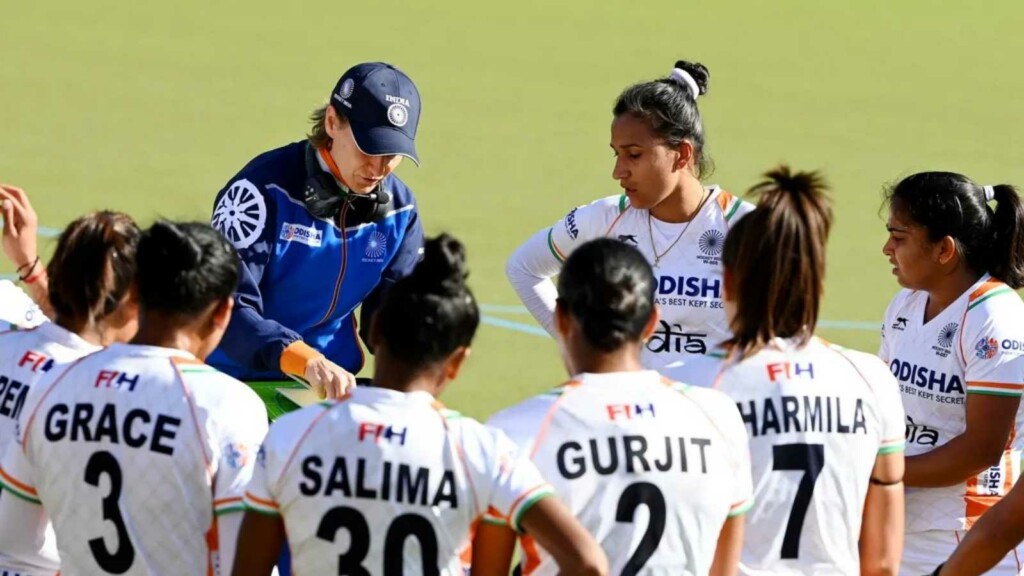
[647,190,710,267]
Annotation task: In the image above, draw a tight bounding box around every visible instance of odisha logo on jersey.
[976,337,999,359]
[617,234,638,246]
[698,229,725,256]
[365,232,388,259]
[937,322,958,348]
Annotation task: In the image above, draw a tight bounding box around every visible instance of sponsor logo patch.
[280,222,323,247]
[976,337,999,360]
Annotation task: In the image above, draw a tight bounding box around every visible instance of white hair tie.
[983,185,996,202]
[670,68,701,99]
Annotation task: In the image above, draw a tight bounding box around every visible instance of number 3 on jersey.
[772,443,824,560]
[85,451,136,574]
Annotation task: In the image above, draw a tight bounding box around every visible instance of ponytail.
[723,165,833,358]
[988,184,1024,288]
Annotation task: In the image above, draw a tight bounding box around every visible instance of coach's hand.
[304,356,357,399]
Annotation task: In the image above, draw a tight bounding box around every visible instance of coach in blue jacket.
[209,62,424,397]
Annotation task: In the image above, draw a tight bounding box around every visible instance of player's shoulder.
[229,141,306,188]
[487,389,561,437]
[262,400,333,456]
[964,278,1024,319]
[711,186,753,224]
[662,349,727,388]
[670,379,740,416]
[178,360,267,420]
[382,172,417,207]
[821,340,896,389]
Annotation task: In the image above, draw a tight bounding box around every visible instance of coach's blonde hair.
[306,104,349,149]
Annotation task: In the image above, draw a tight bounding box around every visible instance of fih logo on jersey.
[280,222,323,248]
[363,231,388,263]
[976,337,999,360]
[932,322,958,358]
[695,229,725,265]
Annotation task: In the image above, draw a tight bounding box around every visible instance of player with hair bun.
[667,167,906,575]
[0,221,268,576]
[0,210,140,576]
[481,238,753,575]
[234,234,607,576]
[876,173,1024,575]
[507,59,753,370]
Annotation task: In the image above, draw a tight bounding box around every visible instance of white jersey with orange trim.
[879,274,1024,533]
[244,387,555,576]
[0,280,45,331]
[0,343,268,576]
[506,187,754,369]
[0,323,100,576]
[665,337,906,575]
[486,371,753,576]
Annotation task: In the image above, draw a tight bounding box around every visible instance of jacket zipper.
[313,203,350,327]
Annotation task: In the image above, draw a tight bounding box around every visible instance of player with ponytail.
[507,59,753,370]
[482,238,754,575]
[669,166,906,575]
[877,173,1024,575]
[234,234,607,576]
[0,221,268,576]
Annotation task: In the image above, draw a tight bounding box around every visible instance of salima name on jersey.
[297,454,458,509]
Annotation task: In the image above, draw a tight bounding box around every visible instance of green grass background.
[2,0,1022,420]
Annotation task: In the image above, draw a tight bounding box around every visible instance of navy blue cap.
[330,62,421,165]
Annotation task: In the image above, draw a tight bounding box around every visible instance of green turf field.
[3,0,1022,420]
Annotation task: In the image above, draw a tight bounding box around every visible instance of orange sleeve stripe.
[967,381,1024,391]
[0,467,37,496]
[529,382,580,459]
[716,190,734,212]
[506,483,552,520]
[214,497,243,507]
[969,279,1006,302]
[244,492,279,509]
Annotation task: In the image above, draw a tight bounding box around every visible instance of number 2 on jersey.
[615,482,667,576]
[85,450,135,574]
[772,443,824,559]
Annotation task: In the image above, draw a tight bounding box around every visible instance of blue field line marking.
[481,303,879,333]
[0,273,15,280]
[39,226,60,238]
[481,315,551,337]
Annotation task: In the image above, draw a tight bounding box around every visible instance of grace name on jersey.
[43,403,181,455]
[556,435,713,480]
[888,358,965,402]
[299,455,457,508]
[736,395,868,438]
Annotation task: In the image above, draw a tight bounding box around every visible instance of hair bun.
[407,233,469,296]
[148,221,203,268]
[670,60,710,97]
